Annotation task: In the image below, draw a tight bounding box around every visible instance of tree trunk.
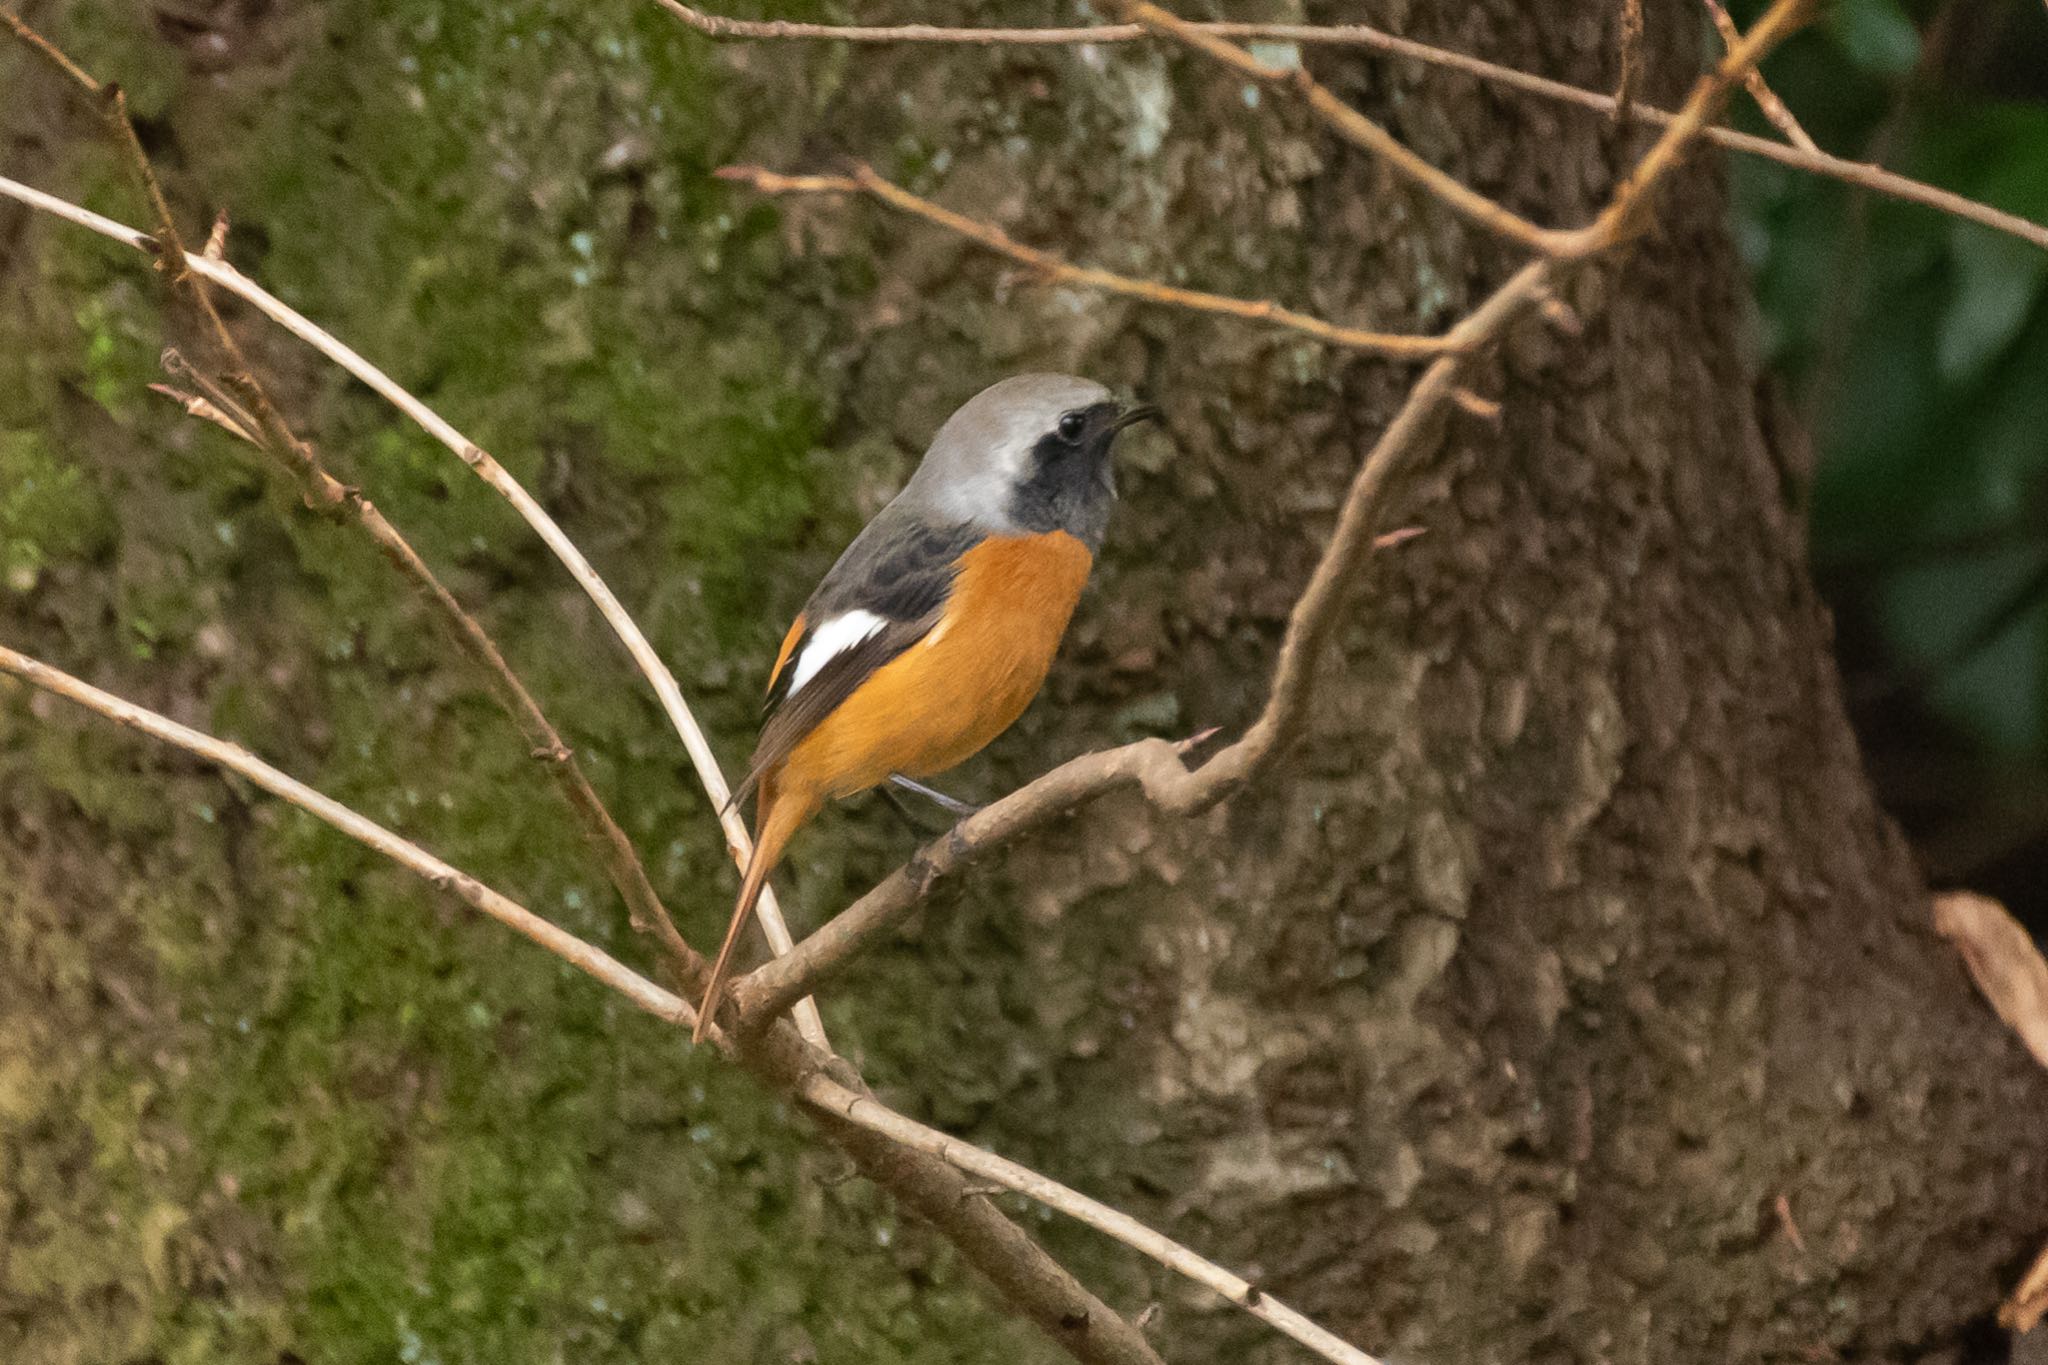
[823,3,2048,1361]
[2,0,2042,1361]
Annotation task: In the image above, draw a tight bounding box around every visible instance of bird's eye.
[1056,411,1087,444]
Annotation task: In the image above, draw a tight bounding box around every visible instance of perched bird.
[694,374,1156,1041]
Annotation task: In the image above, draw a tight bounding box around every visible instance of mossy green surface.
[0,2,1111,1360]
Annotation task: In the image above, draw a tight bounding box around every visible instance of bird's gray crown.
[899,374,1114,530]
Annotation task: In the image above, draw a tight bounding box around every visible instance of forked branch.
[733,0,1814,1023]
[0,9,699,982]
[1703,0,1819,152]
[1126,1,1555,252]
[0,642,1374,1365]
[0,167,829,1047]
[660,1,2048,254]
[1130,0,1816,259]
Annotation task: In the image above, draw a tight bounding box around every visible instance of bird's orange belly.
[781,531,1094,800]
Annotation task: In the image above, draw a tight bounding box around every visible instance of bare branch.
[716,164,1460,359]
[202,208,230,259]
[1127,1,1557,254]
[147,381,260,446]
[735,268,1562,1029]
[656,1,1134,44]
[0,642,1374,1365]
[1616,0,1646,123]
[1133,0,1816,260]
[1703,0,1820,153]
[1539,0,1818,256]
[792,1100,1169,1365]
[0,644,691,1026]
[1,14,701,992]
[0,166,829,1048]
[736,735,1217,1023]
[801,1072,1384,1365]
[738,0,1816,1021]
[1449,387,1503,422]
[659,3,2048,255]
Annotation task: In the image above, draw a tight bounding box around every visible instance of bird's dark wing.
[736,509,979,806]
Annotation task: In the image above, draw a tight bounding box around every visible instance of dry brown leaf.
[2001,1238,2048,1334]
[1938,891,2048,1338]
[1932,891,2048,1072]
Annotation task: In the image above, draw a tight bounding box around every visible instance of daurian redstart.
[694,374,1156,1040]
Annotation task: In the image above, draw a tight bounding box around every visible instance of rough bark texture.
[814,3,2048,1362]
[2,0,2044,1362]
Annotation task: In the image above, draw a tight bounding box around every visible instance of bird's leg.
[877,782,928,834]
[888,772,983,819]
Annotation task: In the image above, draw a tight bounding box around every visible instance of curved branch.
[658,2,2048,255]
[716,164,1460,359]
[0,645,690,1025]
[736,736,1210,1024]
[0,641,1377,1365]
[1131,0,1817,260]
[0,168,830,1051]
[737,0,1814,1022]
[0,11,698,981]
[1127,1,1556,253]
[734,260,1550,1021]
[1703,0,1819,152]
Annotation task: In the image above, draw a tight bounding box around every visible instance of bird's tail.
[693,779,815,1044]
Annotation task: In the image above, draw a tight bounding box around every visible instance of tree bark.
[812,2,2048,1361]
[2,0,2043,1361]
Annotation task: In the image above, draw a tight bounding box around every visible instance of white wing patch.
[786,610,888,698]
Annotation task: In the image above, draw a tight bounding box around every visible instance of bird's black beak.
[1098,404,1156,499]
[1112,403,1161,433]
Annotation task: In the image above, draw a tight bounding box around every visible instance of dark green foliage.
[1733,0,2048,903]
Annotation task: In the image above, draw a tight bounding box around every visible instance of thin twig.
[0,642,1366,1365]
[0,167,830,1049]
[1703,0,1820,152]
[1,12,701,991]
[1773,1192,1808,1254]
[738,270,1556,1025]
[1616,0,1646,124]
[156,350,264,447]
[0,645,691,1025]
[1128,1,1557,254]
[657,3,2048,255]
[800,1073,1382,1365]
[1134,0,1813,260]
[1538,0,1818,256]
[147,380,259,445]
[716,164,1459,359]
[736,735,1212,1022]
[658,1,1138,44]
[739,0,1815,1022]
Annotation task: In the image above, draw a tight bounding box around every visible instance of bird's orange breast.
[780,530,1094,801]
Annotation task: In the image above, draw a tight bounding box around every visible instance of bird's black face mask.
[1009,401,1157,549]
